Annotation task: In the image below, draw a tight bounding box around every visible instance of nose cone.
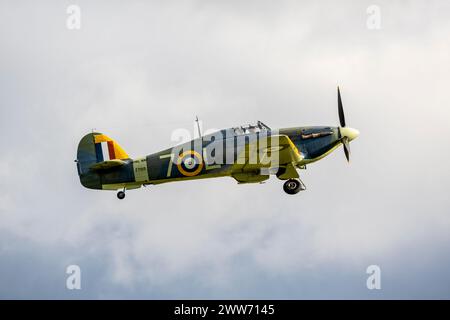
[340,127,360,141]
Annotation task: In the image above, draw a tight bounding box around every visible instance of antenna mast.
[195,116,202,138]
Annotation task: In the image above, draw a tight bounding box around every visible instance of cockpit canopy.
[233,121,271,135]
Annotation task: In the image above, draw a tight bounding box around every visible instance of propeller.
[342,135,350,162]
[338,87,346,127]
[337,86,358,162]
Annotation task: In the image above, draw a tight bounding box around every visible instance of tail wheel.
[283,179,302,195]
[117,191,126,200]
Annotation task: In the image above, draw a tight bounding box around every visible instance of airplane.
[75,87,359,199]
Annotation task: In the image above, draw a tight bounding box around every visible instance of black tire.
[283,179,301,195]
[117,191,126,199]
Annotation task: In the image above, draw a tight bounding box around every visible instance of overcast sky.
[1,0,450,299]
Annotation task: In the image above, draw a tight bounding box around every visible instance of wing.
[233,134,303,173]
[271,134,303,165]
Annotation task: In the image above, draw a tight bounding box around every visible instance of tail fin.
[92,133,129,162]
[76,132,130,188]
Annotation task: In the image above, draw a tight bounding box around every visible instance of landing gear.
[283,179,306,195]
[117,190,126,200]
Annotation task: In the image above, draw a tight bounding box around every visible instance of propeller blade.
[342,137,351,162]
[338,86,346,127]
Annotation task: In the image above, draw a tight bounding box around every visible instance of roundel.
[177,150,204,176]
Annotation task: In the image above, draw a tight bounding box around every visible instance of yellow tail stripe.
[93,134,129,159]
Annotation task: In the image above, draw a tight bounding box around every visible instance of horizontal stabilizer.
[90,159,126,170]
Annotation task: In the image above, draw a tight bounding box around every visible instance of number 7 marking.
[159,153,175,177]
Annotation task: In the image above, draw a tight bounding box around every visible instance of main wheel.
[117,191,126,199]
[283,179,301,195]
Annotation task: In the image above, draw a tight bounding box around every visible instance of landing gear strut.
[283,179,306,195]
[117,189,126,200]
